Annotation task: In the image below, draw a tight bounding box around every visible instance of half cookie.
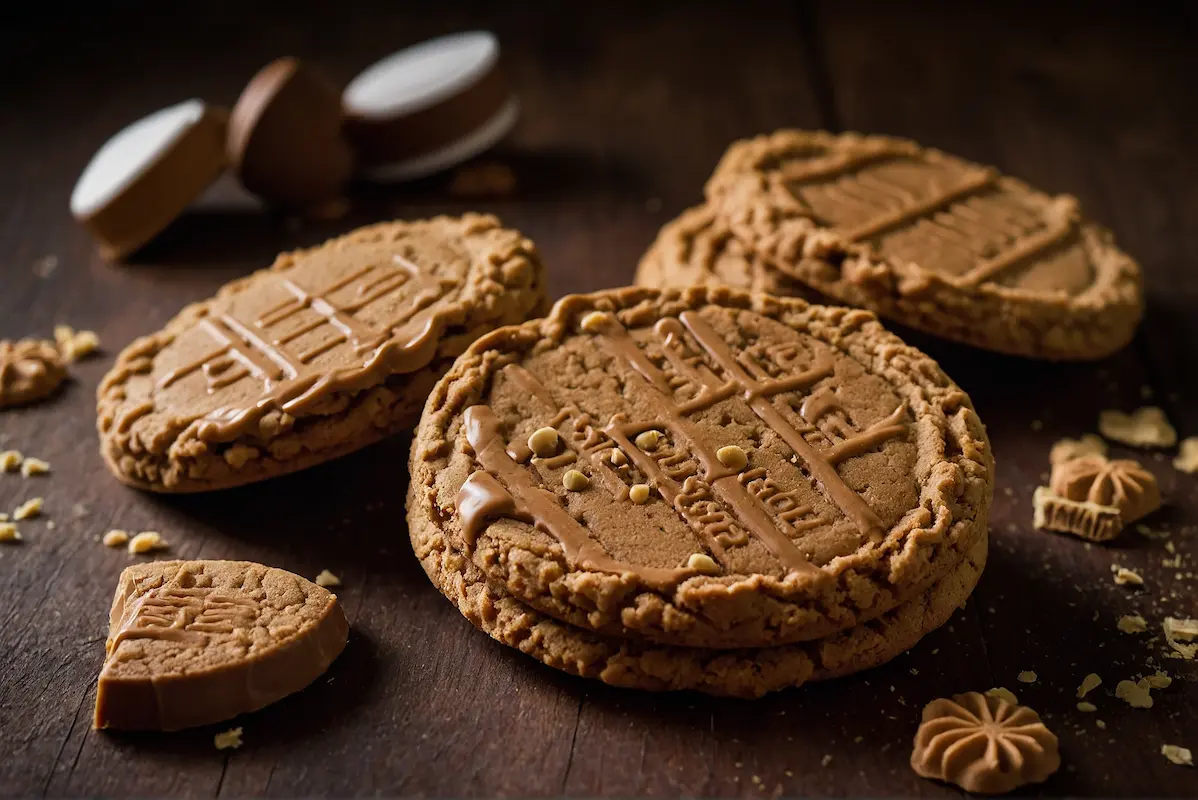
[705,130,1143,360]
[94,560,348,731]
[97,214,546,491]
[408,287,992,650]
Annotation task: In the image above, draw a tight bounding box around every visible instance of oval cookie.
[408,286,992,649]
[97,214,546,492]
[94,560,349,731]
[705,130,1143,360]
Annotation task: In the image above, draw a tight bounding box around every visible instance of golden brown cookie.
[97,214,546,492]
[94,560,348,731]
[413,500,985,697]
[705,130,1143,360]
[634,204,821,299]
[0,339,67,408]
[408,287,992,649]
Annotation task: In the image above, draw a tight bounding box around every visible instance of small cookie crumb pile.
[1115,678,1154,708]
[910,692,1060,794]
[562,470,589,491]
[1117,614,1147,634]
[527,427,559,458]
[102,530,129,548]
[1098,407,1177,448]
[1163,617,1198,660]
[127,531,167,555]
[315,569,341,588]
[214,727,244,751]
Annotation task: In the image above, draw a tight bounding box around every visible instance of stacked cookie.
[637,130,1143,361]
[407,287,993,697]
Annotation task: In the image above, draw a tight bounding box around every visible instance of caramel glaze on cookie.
[705,130,1143,360]
[408,286,993,650]
[96,214,546,492]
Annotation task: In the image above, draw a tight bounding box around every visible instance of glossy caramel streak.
[456,470,531,546]
[462,405,689,590]
[678,311,904,540]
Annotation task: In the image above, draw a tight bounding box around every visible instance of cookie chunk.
[705,130,1143,360]
[409,286,992,649]
[0,339,66,408]
[94,560,349,731]
[97,214,546,491]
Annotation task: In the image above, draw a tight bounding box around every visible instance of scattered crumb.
[1117,614,1148,634]
[1031,419,1043,431]
[102,529,129,548]
[1114,567,1144,587]
[820,755,833,767]
[686,553,719,573]
[1161,744,1193,767]
[1136,523,1170,540]
[0,522,21,542]
[1163,617,1198,659]
[1115,678,1153,708]
[61,330,100,361]
[1076,702,1097,712]
[1096,720,1107,730]
[127,531,167,555]
[1145,671,1172,690]
[1050,434,1107,465]
[214,727,243,750]
[1017,670,1037,684]
[20,458,50,477]
[985,687,1018,705]
[0,450,22,472]
[1098,407,1177,448]
[314,569,341,588]
[13,497,43,520]
[1077,673,1102,698]
[1174,438,1198,474]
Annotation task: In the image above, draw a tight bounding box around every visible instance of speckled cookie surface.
[705,130,1143,360]
[97,214,546,492]
[634,204,820,300]
[0,339,66,408]
[408,287,992,649]
[413,505,986,698]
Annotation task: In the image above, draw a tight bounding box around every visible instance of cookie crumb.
[1117,614,1148,634]
[13,497,43,520]
[214,727,243,750]
[1161,744,1193,767]
[716,445,748,471]
[687,553,719,573]
[1076,702,1097,712]
[579,311,611,333]
[821,755,833,767]
[1145,671,1172,689]
[20,458,50,477]
[635,430,663,450]
[1096,720,1107,730]
[102,529,129,548]
[985,687,1019,705]
[127,531,167,555]
[527,427,559,458]
[562,470,590,491]
[1115,678,1153,708]
[1017,670,1037,684]
[0,522,21,542]
[1163,617,1198,659]
[1113,567,1144,586]
[1050,434,1107,465]
[1174,438,1198,474]
[1098,407,1177,448]
[1077,673,1102,698]
[628,484,651,504]
[61,329,100,361]
[0,450,21,472]
[315,569,340,588]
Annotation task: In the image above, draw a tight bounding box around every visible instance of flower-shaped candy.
[1050,454,1160,523]
[911,691,1060,794]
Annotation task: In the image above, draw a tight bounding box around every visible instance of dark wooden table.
[3,2,1196,796]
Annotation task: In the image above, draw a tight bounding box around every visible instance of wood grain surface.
[2,1,1196,796]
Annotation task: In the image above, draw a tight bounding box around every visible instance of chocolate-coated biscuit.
[94,560,349,731]
[705,130,1143,360]
[408,286,992,649]
[97,214,546,492]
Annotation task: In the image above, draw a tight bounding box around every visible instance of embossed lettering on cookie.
[409,287,993,652]
[96,215,546,492]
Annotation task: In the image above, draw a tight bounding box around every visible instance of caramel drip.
[822,404,909,465]
[462,405,689,589]
[678,311,905,539]
[109,588,258,652]
[456,470,532,545]
[800,388,842,423]
[841,168,998,243]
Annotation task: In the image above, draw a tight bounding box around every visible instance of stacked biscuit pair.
[95,129,1146,725]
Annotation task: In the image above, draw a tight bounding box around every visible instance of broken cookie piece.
[1050,434,1107,466]
[0,339,67,408]
[1050,455,1160,524]
[93,560,349,730]
[1099,407,1177,448]
[1032,486,1123,542]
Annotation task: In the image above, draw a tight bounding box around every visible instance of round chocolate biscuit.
[408,287,992,649]
[97,214,546,492]
[413,499,986,698]
[94,560,349,730]
[705,130,1143,360]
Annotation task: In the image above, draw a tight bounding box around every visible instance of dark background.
[1,1,1196,796]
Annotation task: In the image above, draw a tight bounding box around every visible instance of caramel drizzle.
[109,587,259,651]
[455,470,532,545]
[462,405,689,590]
[152,255,458,441]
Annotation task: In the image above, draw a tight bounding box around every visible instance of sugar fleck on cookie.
[409,286,992,650]
[911,692,1059,794]
[0,339,67,408]
[1098,406,1177,448]
[97,215,546,492]
[705,130,1143,360]
[1049,455,1159,523]
[635,204,822,299]
[93,560,349,730]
